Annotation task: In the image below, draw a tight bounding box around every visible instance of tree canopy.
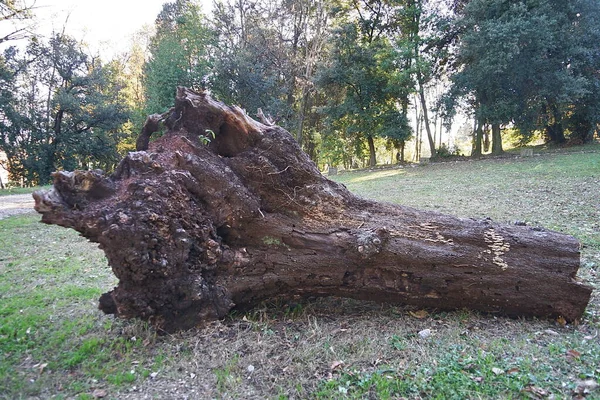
[1,0,599,185]
[450,0,600,150]
[0,34,129,184]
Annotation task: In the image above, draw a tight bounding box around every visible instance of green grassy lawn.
[0,185,51,196]
[0,148,598,399]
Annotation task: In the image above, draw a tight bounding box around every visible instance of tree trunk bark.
[417,75,436,159]
[545,102,566,144]
[472,117,484,157]
[367,135,377,167]
[491,123,503,155]
[33,88,592,332]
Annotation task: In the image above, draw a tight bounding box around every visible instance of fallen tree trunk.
[33,87,592,332]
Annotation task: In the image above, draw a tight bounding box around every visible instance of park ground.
[0,144,599,399]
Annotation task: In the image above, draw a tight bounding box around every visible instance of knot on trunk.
[356,227,389,258]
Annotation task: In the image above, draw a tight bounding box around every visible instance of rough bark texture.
[33,87,592,332]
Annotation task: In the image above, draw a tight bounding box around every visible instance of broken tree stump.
[33,87,592,332]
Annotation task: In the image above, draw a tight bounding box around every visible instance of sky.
[27,0,213,59]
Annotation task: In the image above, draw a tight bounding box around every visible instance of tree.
[34,88,592,332]
[450,0,600,150]
[558,0,600,144]
[210,0,337,164]
[0,34,129,185]
[211,0,299,125]
[409,0,438,158]
[144,0,213,114]
[318,0,412,167]
[0,45,31,183]
[110,28,154,153]
[210,0,291,122]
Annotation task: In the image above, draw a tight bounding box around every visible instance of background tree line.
[1,0,599,185]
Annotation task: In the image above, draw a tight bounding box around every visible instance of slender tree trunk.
[491,123,503,155]
[295,90,309,145]
[410,0,435,160]
[545,103,566,144]
[367,135,376,167]
[414,95,421,162]
[397,140,405,163]
[417,74,436,159]
[433,111,438,146]
[472,117,484,157]
[438,118,443,149]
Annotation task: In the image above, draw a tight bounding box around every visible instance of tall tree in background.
[210,0,292,122]
[0,45,30,184]
[318,0,412,167]
[109,28,156,152]
[409,0,438,158]
[144,0,213,113]
[0,34,129,185]
[288,0,330,155]
[450,0,600,150]
[552,0,600,144]
[210,0,331,161]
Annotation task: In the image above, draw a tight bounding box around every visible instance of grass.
[0,146,599,399]
[0,214,161,399]
[0,185,51,196]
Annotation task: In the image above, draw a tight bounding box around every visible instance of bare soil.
[0,194,35,219]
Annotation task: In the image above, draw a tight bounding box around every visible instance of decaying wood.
[33,87,592,332]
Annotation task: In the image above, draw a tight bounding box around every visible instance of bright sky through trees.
[30,0,212,59]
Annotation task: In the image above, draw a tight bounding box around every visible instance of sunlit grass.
[342,168,406,183]
[0,185,51,196]
[0,214,161,398]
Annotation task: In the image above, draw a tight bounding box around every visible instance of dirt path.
[0,193,36,220]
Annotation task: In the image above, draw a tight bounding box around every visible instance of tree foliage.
[2,0,600,186]
[210,0,330,141]
[144,0,213,113]
[450,0,600,149]
[0,35,129,185]
[318,0,413,167]
[0,0,34,44]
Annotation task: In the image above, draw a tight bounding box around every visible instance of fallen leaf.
[544,329,560,336]
[574,379,598,395]
[462,363,476,371]
[507,367,520,375]
[330,360,344,371]
[523,385,549,398]
[409,310,429,319]
[418,329,432,339]
[566,349,581,360]
[92,389,108,398]
[472,376,484,383]
[38,363,48,374]
[492,367,504,375]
